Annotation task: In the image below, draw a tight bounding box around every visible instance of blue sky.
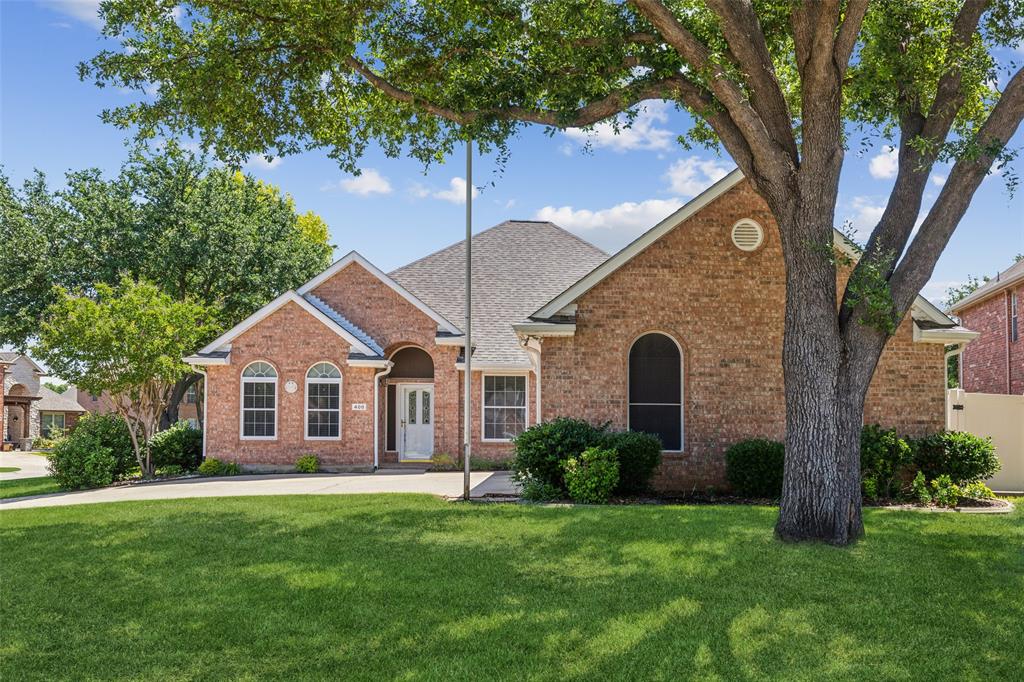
[3,0,1023,308]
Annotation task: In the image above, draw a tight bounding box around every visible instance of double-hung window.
[40,412,65,438]
[241,361,277,439]
[306,362,341,439]
[483,375,527,441]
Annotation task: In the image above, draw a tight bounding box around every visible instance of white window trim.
[626,331,685,453]
[240,361,278,441]
[481,373,529,443]
[304,362,343,441]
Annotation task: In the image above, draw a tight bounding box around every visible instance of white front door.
[399,385,434,460]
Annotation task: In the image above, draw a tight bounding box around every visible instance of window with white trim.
[306,362,341,439]
[629,333,682,451]
[241,361,277,438]
[40,412,65,438]
[483,375,527,441]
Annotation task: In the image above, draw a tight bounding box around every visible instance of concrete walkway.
[0,470,519,510]
[0,452,50,480]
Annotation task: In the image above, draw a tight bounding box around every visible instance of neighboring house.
[1,353,85,448]
[78,384,201,427]
[949,259,1024,395]
[185,171,974,488]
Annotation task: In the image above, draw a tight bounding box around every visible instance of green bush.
[563,446,620,504]
[911,471,931,505]
[725,439,785,498]
[512,418,606,492]
[295,454,319,473]
[519,477,562,502]
[198,458,240,476]
[46,414,137,489]
[47,436,116,490]
[913,431,999,485]
[930,475,961,508]
[32,435,62,451]
[149,422,203,471]
[960,481,995,500]
[600,430,662,495]
[860,424,911,500]
[71,413,136,477]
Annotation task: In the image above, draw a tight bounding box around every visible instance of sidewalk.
[0,470,519,510]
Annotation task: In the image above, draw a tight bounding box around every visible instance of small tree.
[33,279,211,477]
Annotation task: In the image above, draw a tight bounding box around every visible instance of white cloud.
[664,157,732,197]
[921,279,962,307]
[433,177,479,204]
[325,169,393,196]
[39,0,102,28]
[534,198,684,251]
[869,147,899,179]
[244,155,282,171]
[845,196,886,240]
[563,102,674,152]
[930,174,947,187]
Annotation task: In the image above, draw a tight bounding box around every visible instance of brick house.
[950,259,1023,394]
[186,170,974,488]
[77,385,201,428]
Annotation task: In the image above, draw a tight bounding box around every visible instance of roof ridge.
[388,220,510,276]
[532,220,609,257]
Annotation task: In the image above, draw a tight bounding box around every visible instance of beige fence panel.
[946,389,1024,493]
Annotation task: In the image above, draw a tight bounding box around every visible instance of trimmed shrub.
[295,454,319,473]
[198,458,240,476]
[563,446,619,504]
[601,430,662,495]
[860,424,911,500]
[32,435,62,451]
[930,475,961,508]
[149,422,203,471]
[48,436,116,490]
[71,413,136,478]
[960,481,995,500]
[512,418,606,491]
[725,439,785,498]
[913,431,999,485]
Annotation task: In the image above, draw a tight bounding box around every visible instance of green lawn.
[1,496,1021,680]
[0,467,19,473]
[0,476,60,500]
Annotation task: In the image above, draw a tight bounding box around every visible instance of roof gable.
[532,169,956,327]
[298,251,461,334]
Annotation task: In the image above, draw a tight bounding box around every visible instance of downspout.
[1007,291,1012,395]
[373,361,394,471]
[196,367,208,462]
[519,336,542,425]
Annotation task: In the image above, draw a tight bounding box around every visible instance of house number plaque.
[351,403,367,411]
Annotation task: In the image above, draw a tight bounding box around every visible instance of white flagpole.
[463,138,473,501]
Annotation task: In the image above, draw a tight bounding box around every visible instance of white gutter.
[195,368,209,462]
[519,336,543,425]
[372,361,394,470]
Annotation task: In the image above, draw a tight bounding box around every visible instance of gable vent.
[731,219,764,252]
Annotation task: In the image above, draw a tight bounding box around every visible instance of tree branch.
[705,0,799,163]
[889,66,1024,314]
[833,0,868,76]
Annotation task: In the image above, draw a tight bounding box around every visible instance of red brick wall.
[958,284,1023,395]
[0,365,5,444]
[205,301,379,469]
[541,180,945,491]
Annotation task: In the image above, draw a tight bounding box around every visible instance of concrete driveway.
[0,452,50,480]
[0,470,519,510]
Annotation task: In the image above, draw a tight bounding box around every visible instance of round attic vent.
[731,219,764,252]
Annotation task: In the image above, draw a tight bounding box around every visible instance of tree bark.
[160,372,201,430]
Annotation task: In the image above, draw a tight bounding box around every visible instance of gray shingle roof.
[949,258,1024,312]
[36,385,86,413]
[390,221,607,364]
[304,293,385,357]
[0,352,19,363]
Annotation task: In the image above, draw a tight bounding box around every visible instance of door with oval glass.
[399,384,434,461]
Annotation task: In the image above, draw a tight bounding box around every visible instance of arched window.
[306,362,342,439]
[628,333,682,451]
[241,361,277,439]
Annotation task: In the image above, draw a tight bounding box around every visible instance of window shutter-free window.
[484,375,527,440]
